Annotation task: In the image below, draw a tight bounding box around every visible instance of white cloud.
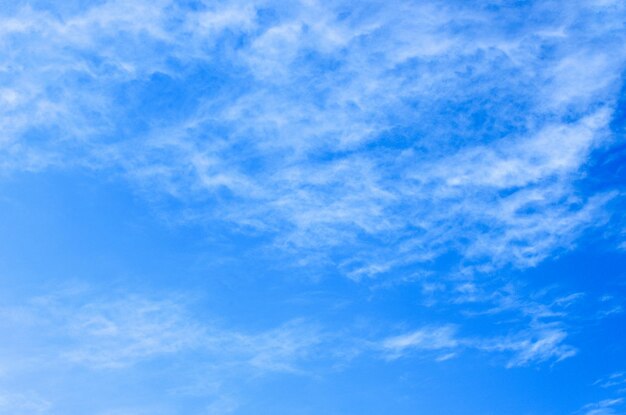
[580,373,626,415]
[380,282,587,367]
[0,0,624,276]
[61,296,206,368]
[579,398,624,415]
[382,325,459,358]
[480,325,577,368]
[0,391,51,414]
[0,290,331,376]
[380,323,576,367]
[204,396,240,415]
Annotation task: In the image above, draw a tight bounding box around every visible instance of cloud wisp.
[379,279,596,367]
[1,292,324,373]
[0,0,624,278]
[0,284,585,379]
[576,373,626,415]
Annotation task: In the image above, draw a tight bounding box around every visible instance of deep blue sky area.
[1,1,625,414]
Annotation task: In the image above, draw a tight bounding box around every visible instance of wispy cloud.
[578,398,625,415]
[480,324,577,368]
[0,288,334,412]
[382,325,459,360]
[577,372,626,415]
[595,373,626,391]
[380,323,576,368]
[0,0,624,278]
[379,281,589,367]
[10,292,325,373]
[0,280,619,414]
[0,391,51,414]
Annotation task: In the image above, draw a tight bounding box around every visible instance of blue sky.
[1,0,626,414]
